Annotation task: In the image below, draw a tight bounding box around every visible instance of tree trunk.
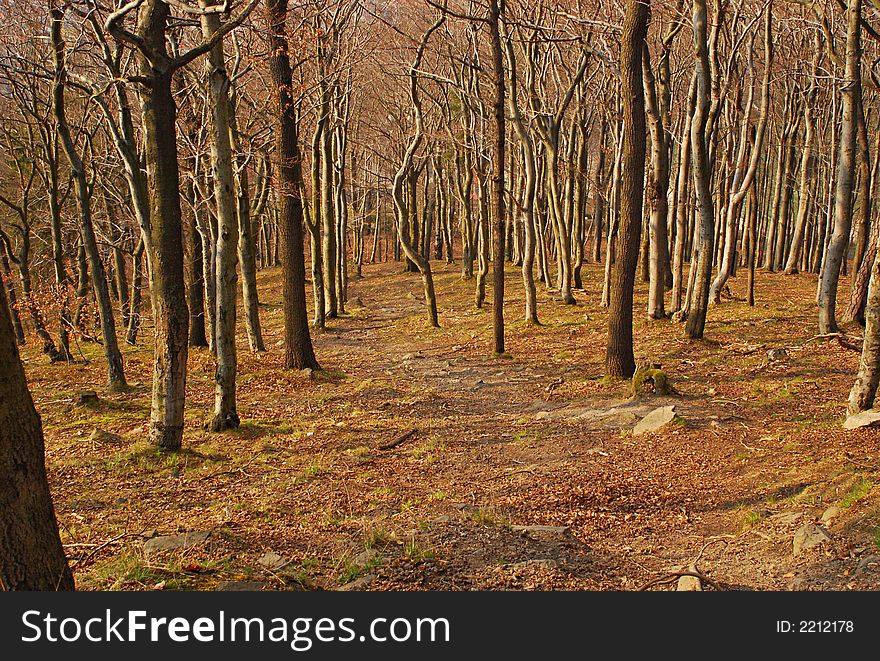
[684,0,715,340]
[266,0,321,370]
[136,2,190,451]
[489,0,506,354]
[201,4,241,432]
[607,0,649,378]
[51,5,126,390]
[0,280,74,591]
[819,0,861,334]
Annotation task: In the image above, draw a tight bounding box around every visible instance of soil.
[25,262,880,591]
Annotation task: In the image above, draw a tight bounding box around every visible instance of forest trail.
[27,262,880,591]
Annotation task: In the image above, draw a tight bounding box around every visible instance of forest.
[2,0,880,593]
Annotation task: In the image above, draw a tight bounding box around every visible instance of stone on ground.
[144,531,211,556]
[676,565,702,591]
[258,552,286,570]
[820,506,842,525]
[90,429,124,444]
[843,411,880,430]
[216,581,265,591]
[793,524,832,556]
[633,406,680,436]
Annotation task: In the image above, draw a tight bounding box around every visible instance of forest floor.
[24,261,880,591]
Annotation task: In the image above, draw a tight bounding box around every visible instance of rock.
[257,552,286,570]
[820,506,842,524]
[76,391,100,406]
[769,511,802,526]
[432,515,454,524]
[855,555,880,576]
[90,429,124,444]
[353,549,381,568]
[788,578,808,591]
[633,406,681,436]
[216,581,265,592]
[843,410,880,430]
[508,559,558,571]
[793,524,832,556]
[676,565,702,591]
[767,348,789,361]
[337,574,376,591]
[511,525,570,537]
[141,530,157,539]
[300,368,315,379]
[143,531,211,556]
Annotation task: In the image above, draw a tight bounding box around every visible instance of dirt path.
[30,263,880,590]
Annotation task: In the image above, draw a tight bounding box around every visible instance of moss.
[631,368,670,398]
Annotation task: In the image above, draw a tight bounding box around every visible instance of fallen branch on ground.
[379,429,417,451]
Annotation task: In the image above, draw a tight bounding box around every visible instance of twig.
[844,454,880,471]
[71,529,147,568]
[379,429,417,451]
[199,453,262,481]
[691,537,734,566]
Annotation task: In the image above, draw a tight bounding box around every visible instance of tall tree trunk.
[266,0,320,370]
[134,2,190,450]
[489,0,506,354]
[709,3,772,302]
[819,0,861,334]
[230,92,265,352]
[607,0,649,378]
[643,46,671,319]
[684,0,715,340]
[201,3,241,432]
[51,5,126,390]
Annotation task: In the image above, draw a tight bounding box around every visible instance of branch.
[171,0,260,69]
[104,0,156,62]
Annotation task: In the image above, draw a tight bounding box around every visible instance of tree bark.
[684,0,715,340]
[266,0,321,370]
[607,0,649,378]
[0,272,74,591]
[819,0,861,334]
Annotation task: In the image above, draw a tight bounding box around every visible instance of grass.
[471,506,508,527]
[363,526,394,549]
[841,479,874,509]
[404,539,435,562]
[738,509,765,531]
[338,552,383,583]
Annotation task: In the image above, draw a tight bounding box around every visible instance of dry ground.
[22,260,880,591]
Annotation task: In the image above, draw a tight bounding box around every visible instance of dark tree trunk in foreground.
[266,0,320,370]
[490,0,506,354]
[607,0,650,378]
[0,281,74,591]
